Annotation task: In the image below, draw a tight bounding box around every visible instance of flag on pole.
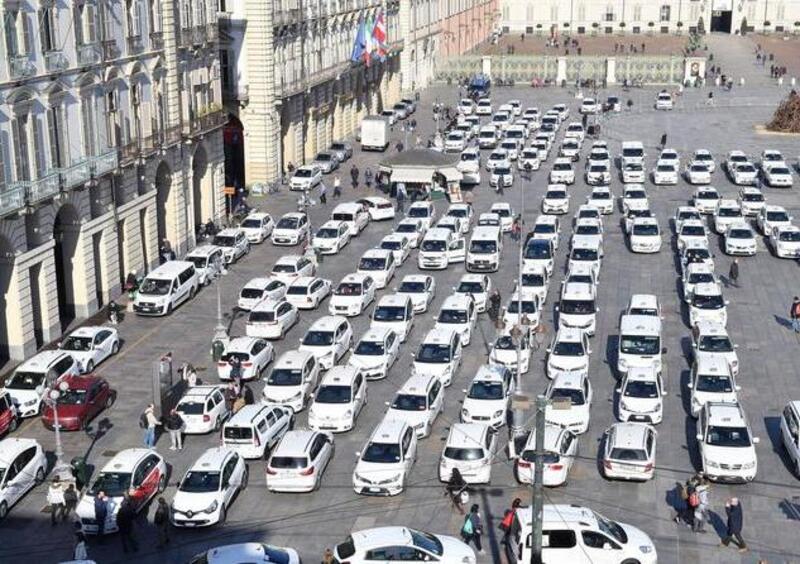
[350,19,367,63]
[363,14,375,66]
[372,10,387,61]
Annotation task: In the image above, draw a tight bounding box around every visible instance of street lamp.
[47,380,72,480]
[511,161,532,437]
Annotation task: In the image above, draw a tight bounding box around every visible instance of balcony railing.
[91,150,119,177]
[184,109,228,138]
[0,185,26,218]
[59,160,92,190]
[164,125,183,147]
[77,43,102,65]
[278,76,306,97]
[118,134,159,165]
[127,35,143,54]
[44,50,68,73]
[102,39,120,60]
[150,31,164,50]
[9,55,36,79]
[6,173,60,207]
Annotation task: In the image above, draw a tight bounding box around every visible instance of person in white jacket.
[47,476,66,525]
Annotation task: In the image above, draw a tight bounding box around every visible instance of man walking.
[728,259,739,287]
[94,491,108,539]
[319,182,328,205]
[153,497,170,548]
[499,497,522,546]
[790,297,800,332]
[116,492,139,553]
[350,165,359,189]
[63,482,78,523]
[47,476,66,525]
[720,497,748,553]
[693,479,710,533]
[488,289,502,326]
[460,504,485,555]
[165,408,184,451]
[396,183,407,213]
[142,403,161,449]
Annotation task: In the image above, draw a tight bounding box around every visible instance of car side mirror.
[56,341,62,349]
[662,390,669,396]
[615,387,621,393]
[545,347,552,353]
[753,437,761,444]
[661,347,668,354]
[696,433,703,441]
[298,338,303,343]
[734,344,739,349]
[725,300,730,305]
[735,385,742,391]
[603,543,613,551]
[35,385,44,396]
[384,401,390,407]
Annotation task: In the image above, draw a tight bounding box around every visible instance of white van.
[133,261,199,316]
[1,351,79,418]
[467,226,502,272]
[478,125,500,149]
[418,228,465,270]
[221,404,293,459]
[185,245,224,286]
[557,281,598,335]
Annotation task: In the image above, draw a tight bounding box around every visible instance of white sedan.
[542,186,570,214]
[348,327,401,381]
[59,326,120,373]
[587,187,614,214]
[311,221,351,255]
[396,274,436,313]
[284,277,332,310]
[685,162,711,185]
[218,337,275,380]
[357,197,396,221]
[486,150,510,171]
[764,165,794,188]
[652,162,678,185]
[393,219,426,248]
[379,234,412,265]
[724,222,757,256]
[770,225,800,258]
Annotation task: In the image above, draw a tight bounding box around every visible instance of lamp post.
[47,380,72,480]
[511,161,531,437]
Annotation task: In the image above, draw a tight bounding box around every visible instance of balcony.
[6,173,60,207]
[44,50,68,73]
[59,160,92,190]
[91,150,119,177]
[77,43,102,65]
[273,7,301,27]
[164,125,183,147]
[0,186,26,218]
[118,134,158,165]
[9,55,36,79]
[184,108,228,138]
[206,23,218,42]
[277,76,306,97]
[150,31,164,50]
[126,35,144,55]
[306,61,349,89]
[102,39,120,60]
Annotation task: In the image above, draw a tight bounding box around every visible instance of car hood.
[703,444,756,466]
[619,523,657,556]
[354,460,403,482]
[620,396,661,413]
[309,402,351,419]
[462,397,505,416]
[413,361,451,377]
[348,354,386,371]
[3,388,39,405]
[172,490,222,513]
[439,534,477,562]
[262,385,303,402]
[77,494,121,519]
[272,228,301,237]
[330,295,365,306]
[548,357,588,372]
[545,404,590,426]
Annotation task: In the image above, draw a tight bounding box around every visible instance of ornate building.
[0,0,225,362]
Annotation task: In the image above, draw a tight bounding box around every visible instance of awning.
[390,167,434,184]
[440,167,463,182]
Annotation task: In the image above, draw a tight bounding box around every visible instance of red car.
[41,375,115,431]
[0,391,19,435]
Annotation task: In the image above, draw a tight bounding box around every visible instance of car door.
[93,331,111,363]
[364,278,375,305]
[580,530,622,563]
[428,380,443,420]
[353,374,366,414]
[250,340,267,372]
[220,455,239,504]
[781,405,800,465]
[448,238,466,263]
[402,428,416,470]
[271,407,291,438]
[385,332,399,366]
[279,302,296,329]
[3,453,24,505]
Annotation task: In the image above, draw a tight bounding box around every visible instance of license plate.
[368,487,381,493]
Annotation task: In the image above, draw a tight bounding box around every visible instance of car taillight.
[300,466,315,476]
[548,464,563,471]
[644,463,653,472]
[603,460,612,469]
[203,415,210,422]
[266,467,277,475]
[517,461,531,468]
[242,362,253,367]
[253,435,261,446]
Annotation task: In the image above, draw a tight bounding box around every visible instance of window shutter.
[59,106,71,166]
[48,107,61,168]
[86,4,97,42]
[136,0,144,35]
[21,13,32,55]
[81,96,95,156]
[96,94,108,151]
[11,118,30,181]
[32,115,47,178]
[73,7,83,45]
[0,137,7,191]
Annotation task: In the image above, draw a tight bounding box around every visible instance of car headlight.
[204,500,219,514]
[461,408,469,418]
[618,359,628,369]
[344,410,353,418]
[354,472,368,482]
[23,399,38,407]
[706,459,720,469]
[620,401,631,411]
[288,392,303,401]
[493,410,504,418]
[730,360,739,369]
[639,545,654,554]
[742,461,756,470]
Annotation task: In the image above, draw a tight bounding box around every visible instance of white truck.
[360,115,390,151]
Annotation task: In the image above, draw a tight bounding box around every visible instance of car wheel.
[189,286,196,299]
[166,302,173,315]
[157,473,167,493]
[241,467,249,490]
[85,360,95,373]
[111,341,120,355]
[35,467,45,485]
[620,560,641,564]
[105,393,116,408]
[214,416,222,432]
[0,502,7,520]
[8,417,17,433]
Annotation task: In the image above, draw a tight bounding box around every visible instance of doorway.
[710,10,732,33]
[53,204,80,330]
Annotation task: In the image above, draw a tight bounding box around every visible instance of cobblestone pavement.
[2,81,800,564]
[474,33,688,57]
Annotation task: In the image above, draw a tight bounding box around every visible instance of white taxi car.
[240,212,274,244]
[237,277,287,311]
[213,228,250,264]
[261,350,320,412]
[394,218,426,248]
[616,365,665,424]
[757,205,792,235]
[298,316,353,370]
[621,185,648,213]
[542,185,570,214]
[406,201,436,229]
[217,337,274,380]
[677,219,709,250]
[348,326,400,380]
[331,202,370,236]
[489,202,515,232]
[546,328,590,379]
[460,365,513,429]
[312,220,351,254]
[622,162,646,183]
[696,401,758,483]
[356,197,395,221]
[693,149,716,172]
[284,276,332,310]
[271,212,310,246]
[396,274,435,313]
[435,294,477,346]
[413,327,463,386]
[386,373,444,438]
[764,164,794,187]
[602,423,657,481]
[692,321,739,376]
[651,162,678,185]
[370,294,415,342]
[692,187,720,214]
[689,282,728,327]
[0,438,46,520]
[353,418,417,496]
[266,430,334,492]
[685,162,711,185]
[724,221,757,256]
[628,217,662,253]
[489,329,532,375]
[59,326,120,373]
[770,225,800,258]
[270,255,316,284]
[549,158,575,185]
[587,187,614,214]
[328,273,376,317]
[438,423,496,485]
[688,355,740,417]
[737,187,766,216]
[308,365,367,432]
[713,199,744,234]
[545,370,593,434]
[379,234,411,265]
[175,385,230,434]
[356,249,396,289]
[514,425,577,486]
[245,298,298,340]
[454,274,491,313]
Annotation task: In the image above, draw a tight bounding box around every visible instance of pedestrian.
[141,403,161,449]
[182,363,198,387]
[73,532,89,560]
[319,182,328,205]
[165,408,184,451]
[333,180,342,198]
[463,190,474,209]
[225,381,238,412]
[496,174,504,194]
[660,132,667,148]
[488,289,502,324]
[396,182,407,213]
[153,496,170,548]
[63,482,78,522]
[499,497,522,546]
[511,216,521,242]
[322,548,335,564]
[533,321,547,351]
[693,479,710,533]
[117,492,139,553]
[395,140,404,152]
[47,476,66,525]
[460,504,484,555]
[350,164,359,189]
[228,355,242,386]
[446,468,468,513]
[728,258,739,287]
[707,91,714,105]
[94,491,108,539]
[791,297,800,332]
[720,498,748,553]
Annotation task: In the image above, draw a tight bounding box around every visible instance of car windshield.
[332,213,354,222]
[380,241,401,251]
[410,530,443,556]
[522,273,545,287]
[553,163,571,172]
[241,218,264,229]
[610,447,648,461]
[628,307,658,317]
[374,306,406,321]
[331,143,346,151]
[354,339,385,356]
[508,299,537,314]
[213,235,236,247]
[625,164,643,171]
[276,218,299,229]
[690,165,708,172]
[176,401,204,414]
[550,388,585,405]
[470,240,497,253]
[315,385,351,403]
[461,153,477,162]
[272,264,297,274]
[89,472,132,497]
[767,211,789,222]
[399,281,425,293]
[359,257,387,271]
[494,335,523,350]
[392,394,427,411]
[576,225,600,235]
[718,207,741,217]
[780,231,800,242]
[408,207,429,218]
[492,208,511,218]
[571,248,598,261]
[534,224,555,234]
[696,153,712,160]
[626,191,646,199]
[560,299,595,314]
[458,281,485,294]
[624,380,658,398]
[421,240,446,252]
[396,224,418,234]
[620,335,660,355]
[737,165,756,173]
[61,336,94,351]
[438,309,468,324]
[553,341,584,356]
[139,278,171,295]
[633,224,659,236]
[696,374,733,392]
[267,369,302,386]
[693,294,724,309]
[685,249,711,262]
[294,169,312,178]
[682,225,706,236]
[335,283,362,296]
[186,256,208,269]
[525,242,551,259]
[595,513,628,544]
[468,381,504,400]
[771,167,791,175]
[316,228,339,238]
[5,371,45,390]
[302,331,334,346]
[180,471,220,493]
[728,229,753,239]
[362,442,401,463]
[697,192,718,201]
[495,167,511,175]
[444,447,484,461]
[417,344,451,363]
[707,426,751,447]
[699,336,733,352]
[741,193,764,202]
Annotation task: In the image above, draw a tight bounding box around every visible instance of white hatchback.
[328,273,376,317]
[438,423,496,485]
[357,249,396,289]
[245,298,298,339]
[396,274,436,313]
[240,212,274,243]
[379,234,412,265]
[217,337,275,380]
[312,220,351,254]
[454,273,491,313]
[603,423,657,481]
[542,185,570,214]
[298,316,353,370]
[460,365,514,429]
[386,373,444,438]
[370,294,415,342]
[59,326,120,373]
[545,370,593,434]
[175,385,230,434]
[261,350,321,412]
[546,328,590,379]
[307,366,367,432]
[435,293,477,346]
[616,365,665,424]
[238,277,287,311]
[514,424,577,486]
[266,430,334,492]
[348,326,400,380]
[284,276,332,310]
[353,418,417,496]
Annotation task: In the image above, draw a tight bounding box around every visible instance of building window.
[604,4,615,22]
[39,7,58,52]
[74,4,99,45]
[659,4,670,22]
[81,94,98,156]
[127,0,143,37]
[550,4,558,22]
[746,3,755,19]
[777,2,785,19]
[577,3,586,21]
[220,50,232,93]
[633,4,642,21]
[11,114,32,181]
[4,10,32,56]
[47,105,70,168]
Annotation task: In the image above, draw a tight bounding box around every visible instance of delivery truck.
[360,115,390,151]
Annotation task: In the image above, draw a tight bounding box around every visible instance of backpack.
[461,515,474,536]
[688,490,700,508]
[499,509,514,532]
[138,412,148,429]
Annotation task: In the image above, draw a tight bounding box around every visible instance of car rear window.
[223,426,253,440]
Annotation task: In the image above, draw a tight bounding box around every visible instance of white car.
[654,91,673,110]
[356,196,395,220]
[176,385,230,434]
[213,228,250,264]
[0,438,46,520]
[386,373,444,438]
[499,139,520,161]
[696,401,758,483]
[457,148,482,184]
[217,336,274,380]
[271,212,310,246]
[764,164,794,187]
[542,185,570,214]
[622,162,646,183]
[245,298,298,339]
[240,212,274,243]
[770,225,800,258]
[489,328,532,375]
[438,422,496,485]
[379,234,411,265]
[238,277,287,311]
[587,147,611,168]
[396,274,435,313]
[531,215,560,250]
[674,206,702,232]
[333,527,476,563]
[261,350,321,412]
[688,355,740,417]
[331,202,370,236]
[446,204,473,233]
[677,219,709,250]
[587,187,613,214]
[454,273,491,312]
[737,187,766,216]
[681,262,716,303]
[435,293,477,346]
[460,365,514,429]
[266,430,334,492]
[693,149,716,173]
[713,199,743,234]
[652,162,678,185]
[284,276,332,310]
[616,365,665,424]
[312,220,351,254]
[692,320,739,376]
[477,212,501,227]
[77,449,167,535]
[289,165,322,191]
[524,238,555,276]
[731,162,759,185]
[458,98,475,115]
[546,327,590,379]
[171,447,247,528]
[689,282,728,327]
[572,218,604,249]
[486,149,510,171]
[475,98,492,115]
[685,162,712,185]
[490,202,515,232]
[567,240,602,280]
[444,130,467,153]
[357,249,396,289]
[603,423,657,481]
[519,265,550,304]
[549,158,575,184]
[725,150,749,174]
[514,425,577,486]
[353,418,417,496]
[629,217,662,253]
[348,326,400,380]
[559,138,581,161]
[761,148,786,169]
[658,148,680,168]
[503,291,541,331]
[692,187,720,214]
[518,147,541,171]
[329,273,376,317]
[394,218,426,248]
[490,165,514,188]
[406,201,436,230]
[779,401,800,476]
[724,222,757,256]
[59,326,120,373]
[564,122,585,142]
[621,185,648,213]
[270,255,316,284]
[557,282,596,335]
[307,365,366,432]
[544,370,593,434]
[413,327,463,387]
[757,205,792,235]
[586,163,611,185]
[299,316,353,370]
